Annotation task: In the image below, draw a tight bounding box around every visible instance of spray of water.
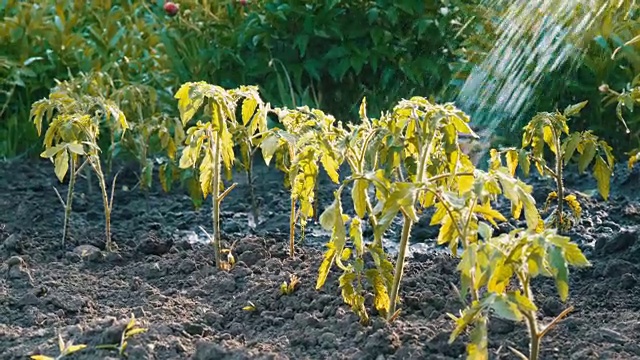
[455,0,613,135]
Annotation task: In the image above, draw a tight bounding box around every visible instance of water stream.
[455,0,612,134]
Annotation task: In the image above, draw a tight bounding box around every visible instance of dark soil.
[1,157,639,360]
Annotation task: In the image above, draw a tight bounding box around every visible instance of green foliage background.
[0,0,639,160]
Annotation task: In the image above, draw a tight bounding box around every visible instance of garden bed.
[1,159,639,360]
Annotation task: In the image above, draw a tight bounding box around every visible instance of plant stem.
[520,274,541,360]
[210,131,222,269]
[387,212,413,319]
[289,197,296,258]
[62,155,77,248]
[92,158,114,251]
[247,154,259,226]
[387,132,435,319]
[553,131,564,231]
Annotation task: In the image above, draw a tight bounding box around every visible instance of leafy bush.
[236,0,478,119]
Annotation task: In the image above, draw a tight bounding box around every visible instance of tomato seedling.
[260,106,343,258]
[174,82,267,269]
[31,89,128,250]
[491,101,614,231]
[30,333,87,360]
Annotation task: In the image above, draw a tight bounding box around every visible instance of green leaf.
[352,179,368,219]
[64,344,87,355]
[319,198,339,231]
[518,149,530,176]
[508,291,538,312]
[365,269,391,313]
[349,217,364,256]
[505,149,518,177]
[562,242,591,267]
[563,101,588,117]
[54,150,69,182]
[592,155,611,201]
[320,153,340,184]
[466,318,489,360]
[562,133,581,164]
[260,133,279,166]
[125,328,147,338]
[578,141,596,173]
[549,246,570,301]
[242,98,258,125]
[491,296,523,322]
[477,221,493,240]
[199,151,214,198]
[66,142,85,155]
[41,144,65,159]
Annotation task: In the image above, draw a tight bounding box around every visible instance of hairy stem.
[62,155,77,248]
[553,130,564,232]
[387,213,413,320]
[210,131,222,269]
[289,197,296,258]
[247,154,259,225]
[519,273,541,360]
[388,132,435,319]
[92,158,113,251]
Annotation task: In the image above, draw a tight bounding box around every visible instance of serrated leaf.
[466,319,489,360]
[365,269,391,313]
[562,132,581,164]
[349,217,364,256]
[54,149,69,182]
[508,291,538,312]
[578,141,596,173]
[477,221,493,240]
[563,242,591,267]
[41,144,65,159]
[505,149,518,177]
[199,150,214,198]
[316,245,337,289]
[563,101,588,117]
[352,179,368,219]
[473,203,507,227]
[491,296,523,322]
[593,155,611,201]
[320,153,340,183]
[518,149,530,176]
[242,98,258,125]
[260,133,279,166]
[549,246,570,301]
[66,142,85,155]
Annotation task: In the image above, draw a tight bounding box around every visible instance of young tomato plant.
[448,226,590,360]
[96,314,147,357]
[317,97,488,322]
[31,89,128,250]
[30,333,87,360]
[260,106,344,258]
[174,82,266,269]
[491,101,615,231]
